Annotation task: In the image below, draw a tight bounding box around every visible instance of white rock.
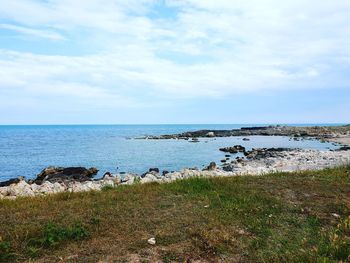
[122,174,135,185]
[166,172,182,181]
[52,182,65,193]
[140,174,158,184]
[37,181,55,195]
[103,173,121,184]
[206,132,215,137]
[101,180,115,188]
[147,237,156,245]
[81,181,102,191]
[0,186,9,197]
[113,175,122,185]
[332,213,341,218]
[8,180,34,197]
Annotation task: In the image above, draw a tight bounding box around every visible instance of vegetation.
[1,166,350,262]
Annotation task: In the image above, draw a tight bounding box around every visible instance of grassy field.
[1,166,350,262]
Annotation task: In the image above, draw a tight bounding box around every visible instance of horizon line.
[0,123,348,126]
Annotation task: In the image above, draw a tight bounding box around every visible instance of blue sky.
[0,0,349,124]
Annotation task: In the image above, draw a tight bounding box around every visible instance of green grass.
[1,166,350,262]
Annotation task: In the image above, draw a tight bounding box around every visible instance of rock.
[34,166,99,184]
[332,213,340,218]
[140,174,158,184]
[243,148,294,160]
[204,162,217,171]
[222,163,237,172]
[34,181,55,195]
[51,182,66,193]
[147,237,156,245]
[219,145,246,154]
[337,146,350,151]
[0,177,21,187]
[103,172,112,178]
[69,181,101,193]
[236,157,244,163]
[0,186,9,197]
[141,168,159,178]
[149,168,160,173]
[206,132,215,137]
[164,172,182,181]
[102,173,121,185]
[121,174,135,185]
[162,170,169,176]
[8,180,34,197]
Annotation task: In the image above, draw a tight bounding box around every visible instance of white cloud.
[0,0,350,105]
[0,23,65,41]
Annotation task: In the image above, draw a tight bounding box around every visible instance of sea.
[0,124,342,181]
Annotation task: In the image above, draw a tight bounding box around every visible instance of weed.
[25,222,89,258]
[162,251,179,263]
[0,240,13,261]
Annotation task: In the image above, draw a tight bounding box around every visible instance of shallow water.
[0,125,339,180]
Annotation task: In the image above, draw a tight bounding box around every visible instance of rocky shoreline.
[140,125,350,145]
[1,147,350,200]
[2,125,350,200]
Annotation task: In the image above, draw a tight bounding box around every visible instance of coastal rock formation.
[1,148,350,199]
[139,125,350,143]
[219,145,246,154]
[243,148,294,160]
[223,149,350,174]
[337,146,350,151]
[0,177,22,187]
[34,166,98,184]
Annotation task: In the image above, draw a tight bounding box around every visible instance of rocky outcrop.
[222,149,350,173]
[34,166,98,184]
[243,148,295,160]
[336,146,350,151]
[219,145,246,154]
[0,177,22,187]
[139,125,350,142]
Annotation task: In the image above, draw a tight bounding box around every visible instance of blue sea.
[0,124,341,181]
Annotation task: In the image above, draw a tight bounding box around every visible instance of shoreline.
[1,147,350,199]
[1,124,350,199]
[140,124,350,145]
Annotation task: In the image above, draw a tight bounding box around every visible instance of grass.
[1,166,350,262]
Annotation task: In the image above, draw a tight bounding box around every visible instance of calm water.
[0,124,340,181]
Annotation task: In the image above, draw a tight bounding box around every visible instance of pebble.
[147,237,156,245]
[332,213,341,218]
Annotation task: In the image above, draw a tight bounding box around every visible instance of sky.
[0,0,349,124]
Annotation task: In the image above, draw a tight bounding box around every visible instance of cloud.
[0,23,65,40]
[0,0,349,108]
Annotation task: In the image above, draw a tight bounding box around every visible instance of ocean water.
[0,124,340,181]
